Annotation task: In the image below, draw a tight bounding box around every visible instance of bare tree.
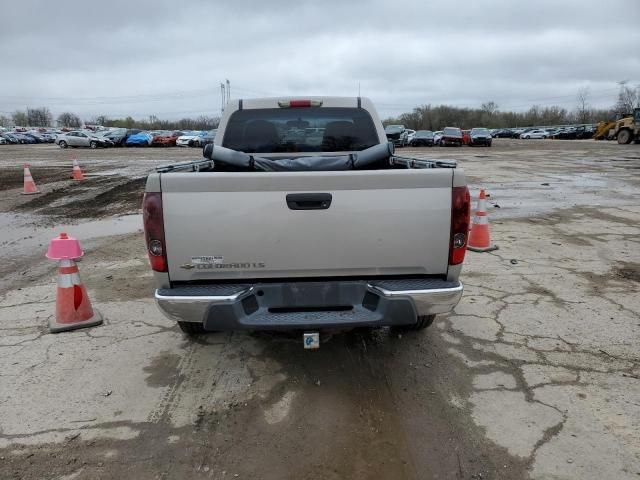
[56,112,82,128]
[90,115,110,126]
[12,110,28,126]
[0,115,10,127]
[615,80,639,114]
[576,87,590,123]
[481,101,499,115]
[26,107,53,127]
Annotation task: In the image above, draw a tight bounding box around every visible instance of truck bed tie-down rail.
[154,143,457,173]
[389,156,457,169]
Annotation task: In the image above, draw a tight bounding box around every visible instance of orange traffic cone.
[49,259,102,332]
[22,164,41,195]
[468,189,498,252]
[71,157,85,181]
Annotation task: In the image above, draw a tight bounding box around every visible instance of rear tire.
[617,129,632,144]
[178,321,207,335]
[90,141,97,149]
[59,141,67,148]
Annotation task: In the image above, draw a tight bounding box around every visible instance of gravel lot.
[0,140,639,479]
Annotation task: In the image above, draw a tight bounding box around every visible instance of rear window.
[222,107,380,153]
[416,130,433,137]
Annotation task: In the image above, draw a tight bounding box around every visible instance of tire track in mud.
[15,176,146,218]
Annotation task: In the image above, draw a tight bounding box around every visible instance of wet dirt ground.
[0,141,639,479]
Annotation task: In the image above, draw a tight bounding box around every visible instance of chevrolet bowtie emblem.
[180,264,195,270]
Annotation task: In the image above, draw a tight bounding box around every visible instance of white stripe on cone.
[58,272,81,288]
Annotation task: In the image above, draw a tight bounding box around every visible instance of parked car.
[469,128,492,147]
[23,132,46,143]
[574,125,595,139]
[440,127,463,146]
[201,129,217,146]
[101,128,140,146]
[492,129,516,138]
[39,132,57,143]
[152,131,184,147]
[549,128,567,139]
[385,125,408,147]
[562,127,577,139]
[176,131,205,147]
[520,129,548,139]
[125,132,153,147]
[0,136,6,145]
[145,96,469,335]
[56,130,113,148]
[462,130,471,145]
[1,133,20,144]
[191,132,208,147]
[433,130,444,145]
[410,130,435,147]
[405,129,416,144]
[11,133,36,144]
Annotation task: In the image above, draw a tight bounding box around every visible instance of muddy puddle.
[1,213,142,260]
[470,172,639,220]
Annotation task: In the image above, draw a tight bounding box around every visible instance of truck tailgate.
[161,169,453,282]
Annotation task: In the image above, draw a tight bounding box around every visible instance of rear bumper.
[411,139,434,146]
[155,279,463,331]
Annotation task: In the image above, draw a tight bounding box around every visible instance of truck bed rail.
[154,150,457,174]
[389,156,457,169]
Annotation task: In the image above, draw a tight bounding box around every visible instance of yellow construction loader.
[593,121,616,140]
[594,108,640,143]
[612,108,640,144]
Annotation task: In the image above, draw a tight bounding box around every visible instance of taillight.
[277,99,323,108]
[449,186,471,265]
[142,192,167,272]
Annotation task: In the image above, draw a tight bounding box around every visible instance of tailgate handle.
[286,193,332,210]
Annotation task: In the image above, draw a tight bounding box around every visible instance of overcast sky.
[2,0,639,120]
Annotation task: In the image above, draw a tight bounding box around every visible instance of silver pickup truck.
[143,97,470,340]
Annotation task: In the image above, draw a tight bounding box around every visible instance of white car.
[176,132,204,147]
[405,129,416,144]
[520,129,548,139]
[56,130,113,148]
[433,131,443,145]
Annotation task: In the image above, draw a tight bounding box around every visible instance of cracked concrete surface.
[444,203,640,478]
[1,141,639,479]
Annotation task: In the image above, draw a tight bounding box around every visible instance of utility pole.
[226,79,230,104]
[220,83,226,114]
